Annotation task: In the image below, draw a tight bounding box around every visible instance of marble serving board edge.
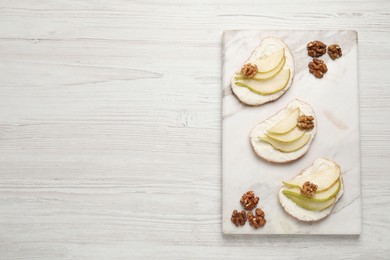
[222,30,361,235]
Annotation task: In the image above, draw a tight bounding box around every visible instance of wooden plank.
[0,0,389,258]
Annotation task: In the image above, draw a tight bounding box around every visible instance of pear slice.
[284,193,336,211]
[235,69,290,96]
[235,57,286,81]
[254,48,285,73]
[266,127,305,143]
[282,179,341,202]
[259,133,310,153]
[267,108,299,135]
[282,158,341,192]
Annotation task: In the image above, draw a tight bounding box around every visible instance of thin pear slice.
[267,108,300,135]
[266,127,305,143]
[282,159,341,192]
[282,180,341,202]
[235,57,286,81]
[259,133,310,153]
[284,193,336,211]
[235,69,290,96]
[254,48,285,73]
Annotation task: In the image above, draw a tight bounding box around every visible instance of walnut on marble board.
[328,44,342,60]
[231,210,247,226]
[240,191,259,210]
[307,40,327,57]
[308,58,328,78]
[247,208,266,228]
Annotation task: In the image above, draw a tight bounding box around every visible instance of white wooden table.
[0,0,389,259]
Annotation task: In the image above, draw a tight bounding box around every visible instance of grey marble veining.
[222,30,361,234]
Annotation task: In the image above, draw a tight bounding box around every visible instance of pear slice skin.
[282,180,341,202]
[266,127,305,143]
[284,193,336,211]
[267,108,299,135]
[283,165,341,193]
[235,57,286,81]
[254,48,285,73]
[259,133,310,153]
[235,69,290,96]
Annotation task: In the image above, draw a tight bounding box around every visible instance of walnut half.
[307,40,327,57]
[297,115,315,130]
[240,63,258,78]
[231,210,247,227]
[300,181,318,197]
[240,191,259,211]
[247,208,266,228]
[308,58,328,78]
[328,44,342,60]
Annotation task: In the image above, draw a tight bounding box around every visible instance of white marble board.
[222,30,361,235]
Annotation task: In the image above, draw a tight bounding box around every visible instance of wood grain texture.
[0,0,389,259]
